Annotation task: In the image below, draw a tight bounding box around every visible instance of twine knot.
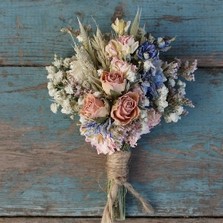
[101,151,154,223]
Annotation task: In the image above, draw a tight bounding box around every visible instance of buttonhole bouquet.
[46,9,197,223]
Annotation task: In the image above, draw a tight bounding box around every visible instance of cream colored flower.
[67,60,85,84]
[111,18,131,36]
[64,84,74,94]
[50,103,58,114]
[155,85,169,112]
[165,113,181,123]
[61,99,73,114]
[47,82,57,97]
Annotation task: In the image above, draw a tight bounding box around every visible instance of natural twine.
[101,151,154,223]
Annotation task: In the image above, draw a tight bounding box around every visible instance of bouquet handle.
[101,151,154,223]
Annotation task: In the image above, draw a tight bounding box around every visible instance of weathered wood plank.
[0,67,223,216]
[0,0,223,67]
[0,218,222,223]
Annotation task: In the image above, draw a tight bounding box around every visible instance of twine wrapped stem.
[101,150,154,223]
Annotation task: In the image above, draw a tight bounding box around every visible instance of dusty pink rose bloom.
[80,94,109,119]
[118,35,139,55]
[147,109,161,128]
[105,36,138,59]
[110,57,136,74]
[111,92,140,125]
[100,71,126,95]
[105,40,121,58]
[118,35,134,45]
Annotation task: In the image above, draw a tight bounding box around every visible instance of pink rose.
[118,35,134,45]
[80,94,109,119]
[118,35,139,55]
[111,92,140,125]
[110,57,136,74]
[100,71,126,95]
[105,40,121,58]
[110,57,137,82]
[105,36,139,59]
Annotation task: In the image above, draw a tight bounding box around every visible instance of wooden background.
[0,0,223,222]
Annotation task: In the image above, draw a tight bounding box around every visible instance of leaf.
[110,89,122,98]
[130,8,141,37]
[94,116,109,124]
[91,26,110,69]
[77,17,89,50]
[121,143,131,151]
[74,18,98,66]
[139,24,146,43]
[88,39,98,66]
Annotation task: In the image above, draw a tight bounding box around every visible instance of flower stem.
[108,181,127,221]
[115,185,127,221]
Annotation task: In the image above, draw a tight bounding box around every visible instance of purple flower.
[137,41,159,60]
[80,118,112,138]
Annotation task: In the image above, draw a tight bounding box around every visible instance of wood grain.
[0,218,223,223]
[1,0,223,219]
[0,0,223,67]
[0,67,223,216]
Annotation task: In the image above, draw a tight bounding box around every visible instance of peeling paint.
[16,16,24,29]
[111,4,124,22]
[161,15,184,23]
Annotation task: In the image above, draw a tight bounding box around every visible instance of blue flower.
[141,82,158,100]
[140,61,165,100]
[141,66,155,82]
[137,41,159,60]
[152,67,165,88]
[142,64,164,87]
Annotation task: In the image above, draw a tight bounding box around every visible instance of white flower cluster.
[169,80,187,122]
[155,85,169,112]
[159,59,197,123]
[164,106,184,123]
[140,110,151,134]
[46,55,79,116]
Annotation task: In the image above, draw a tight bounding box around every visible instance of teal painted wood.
[0,0,223,67]
[0,67,222,216]
[0,218,223,223]
[1,0,223,219]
